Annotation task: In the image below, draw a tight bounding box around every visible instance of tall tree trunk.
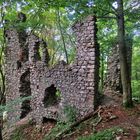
[117,0,133,107]
[0,3,5,140]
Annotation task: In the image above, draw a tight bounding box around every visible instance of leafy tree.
[93,0,140,107]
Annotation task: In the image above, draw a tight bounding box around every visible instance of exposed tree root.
[93,106,103,127]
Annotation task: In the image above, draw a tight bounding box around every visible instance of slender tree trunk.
[101,53,104,93]
[117,0,133,107]
[57,9,69,64]
[0,4,5,140]
[0,67,5,103]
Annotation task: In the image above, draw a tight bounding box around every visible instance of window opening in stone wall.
[43,85,61,108]
[17,60,22,69]
[34,41,41,61]
[17,47,29,69]
[39,40,50,65]
[42,117,57,124]
[19,69,31,119]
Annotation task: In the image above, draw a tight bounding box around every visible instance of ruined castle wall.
[5,29,31,124]
[72,15,100,111]
[104,40,132,94]
[5,29,21,124]
[29,16,100,124]
[5,15,100,125]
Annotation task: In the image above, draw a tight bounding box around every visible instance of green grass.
[78,127,123,140]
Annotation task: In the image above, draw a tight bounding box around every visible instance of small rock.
[123,132,130,136]
[84,131,89,135]
[35,125,42,132]
[109,115,118,120]
[116,136,122,140]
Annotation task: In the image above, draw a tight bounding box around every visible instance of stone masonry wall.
[5,29,30,124]
[5,15,100,125]
[104,40,132,94]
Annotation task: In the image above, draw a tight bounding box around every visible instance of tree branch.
[97,16,116,19]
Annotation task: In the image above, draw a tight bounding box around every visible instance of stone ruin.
[5,15,100,125]
[104,45,122,94]
[104,39,132,94]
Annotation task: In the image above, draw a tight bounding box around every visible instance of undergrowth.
[63,105,77,123]
[44,122,70,140]
[78,127,123,140]
[44,105,77,140]
[137,128,140,140]
[10,125,27,140]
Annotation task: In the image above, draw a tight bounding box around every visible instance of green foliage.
[137,128,140,140]
[44,122,69,140]
[11,126,25,140]
[78,127,123,140]
[56,90,61,98]
[44,105,77,139]
[63,105,77,123]
[10,124,30,140]
[0,96,32,116]
[132,81,140,97]
[132,45,140,99]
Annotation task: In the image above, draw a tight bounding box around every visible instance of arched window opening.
[42,117,57,124]
[43,85,61,108]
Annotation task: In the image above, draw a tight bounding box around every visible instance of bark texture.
[117,0,133,107]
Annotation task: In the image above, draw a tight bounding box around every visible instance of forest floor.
[6,91,140,140]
